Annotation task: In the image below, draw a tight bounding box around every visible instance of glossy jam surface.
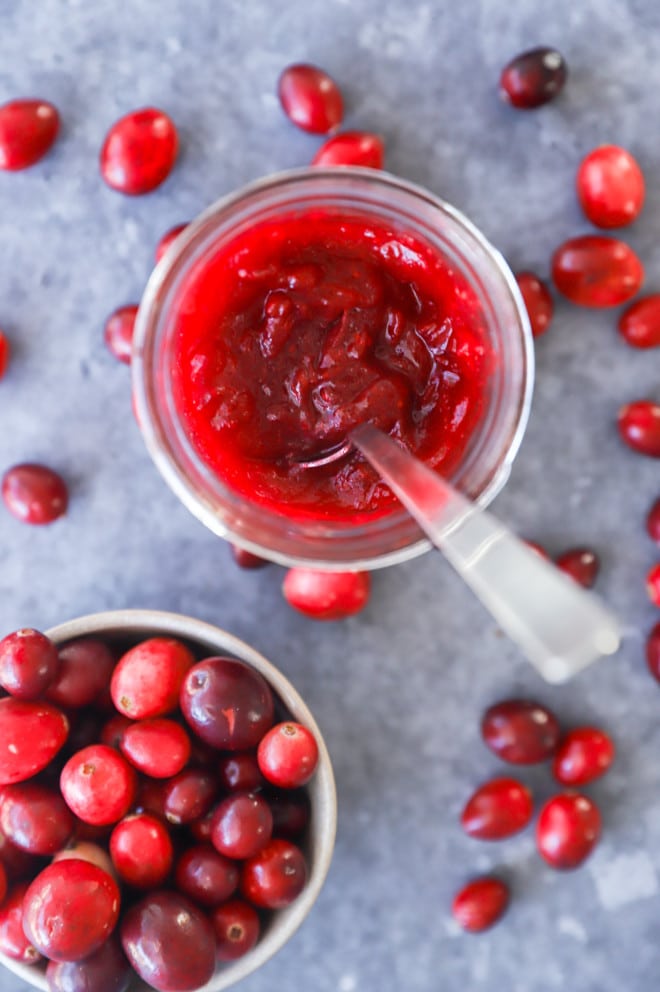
[172,211,492,519]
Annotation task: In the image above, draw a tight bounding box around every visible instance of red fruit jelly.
[172,212,492,519]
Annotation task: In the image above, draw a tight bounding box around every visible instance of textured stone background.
[1,1,659,990]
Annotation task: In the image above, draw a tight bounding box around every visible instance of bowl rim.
[0,609,337,992]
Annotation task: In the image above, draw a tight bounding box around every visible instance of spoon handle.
[351,425,620,683]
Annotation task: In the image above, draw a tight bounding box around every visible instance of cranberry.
[277,63,344,134]
[175,843,239,907]
[515,271,554,338]
[555,547,600,588]
[0,861,5,904]
[0,330,9,379]
[647,563,660,606]
[499,47,567,109]
[230,544,270,569]
[47,638,116,709]
[552,236,644,307]
[266,788,311,838]
[1,462,68,524]
[23,859,120,961]
[0,99,59,170]
[120,718,191,778]
[312,131,384,169]
[576,145,645,229]
[241,838,307,909]
[451,877,509,932]
[189,807,215,844]
[180,656,274,750]
[53,840,116,878]
[109,813,173,889]
[217,752,265,792]
[46,936,131,992]
[0,830,42,881]
[0,882,42,963]
[100,107,178,195]
[211,899,260,961]
[100,713,132,750]
[618,400,660,457]
[121,890,216,992]
[0,697,69,785]
[0,628,59,700]
[0,782,74,854]
[460,777,533,840]
[163,767,217,825]
[111,637,195,719]
[283,568,371,620]
[135,777,169,820]
[60,744,136,826]
[155,223,188,264]
[481,699,560,764]
[211,792,273,860]
[553,727,615,786]
[619,295,660,349]
[258,721,319,788]
[104,305,138,365]
[647,622,660,681]
[525,539,550,560]
[536,793,601,869]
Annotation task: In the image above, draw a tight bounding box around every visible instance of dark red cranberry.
[163,767,217,825]
[47,638,116,709]
[155,223,188,264]
[109,813,173,888]
[46,936,132,992]
[311,131,384,169]
[647,563,660,606]
[618,400,660,457]
[619,296,660,349]
[0,829,42,880]
[266,788,311,838]
[460,777,533,840]
[0,860,5,904]
[452,877,509,932]
[282,568,371,620]
[258,721,319,788]
[180,656,274,750]
[134,777,169,820]
[536,793,601,868]
[111,637,195,719]
[552,236,644,307]
[555,548,600,588]
[189,807,215,844]
[100,713,132,750]
[481,699,560,764]
[100,107,178,195]
[576,145,645,229]
[230,544,270,569]
[0,628,59,700]
[2,463,68,524]
[0,782,74,854]
[104,305,138,364]
[0,330,9,379]
[218,752,265,792]
[553,727,615,786]
[277,63,343,134]
[0,697,69,785]
[174,843,239,907]
[211,792,273,859]
[0,881,42,962]
[499,47,567,109]
[211,899,260,961]
[241,838,307,908]
[515,271,554,338]
[0,99,59,170]
[60,744,136,826]
[120,718,191,778]
[646,622,660,681]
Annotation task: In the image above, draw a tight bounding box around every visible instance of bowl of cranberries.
[0,609,337,992]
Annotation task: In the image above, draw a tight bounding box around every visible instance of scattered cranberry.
[0,882,42,963]
[552,235,644,307]
[241,838,307,909]
[100,107,178,195]
[266,788,311,838]
[111,637,195,719]
[47,638,116,709]
[312,131,384,169]
[163,767,217,825]
[555,548,600,588]
[1,462,68,525]
[217,752,265,792]
[109,813,173,889]
[499,47,567,109]
[258,721,319,788]
[515,271,554,338]
[277,63,344,134]
[647,563,660,607]
[647,622,660,681]
[619,295,660,349]
[0,628,59,700]
[0,782,74,855]
[0,99,59,170]
[104,305,138,365]
[174,843,239,907]
[230,544,270,569]
[155,222,188,264]
[0,697,69,785]
[536,793,601,869]
[553,727,615,785]
[648,499,660,544]
[0,331,9,379]
[460,777,533,840]
[283,568,371,620]
[60,744,136,826]
[618,400,660,457]
[46,936,131,992]
[180,656,274,750]
[451,877,509,933]
[481,698,560,764]
[576,145,645,228]
[211,792,273,860]
[211,899,260,961]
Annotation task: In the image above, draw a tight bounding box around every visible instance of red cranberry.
[499,47,567,109]
[552,235,644,307]
[0,882,42,963]
[163,767,217,825]
[536,793,601,869]
[230,544,270,569]
[0,782,74,854]
[282,568,371,620]
[618,400,660,457]
[647,563,660,607]
[515,271,554,338]
[0,830,42,881]
[180,656,274,750]
[266,788,311,838]
[258,721,319,788]
[46,936,131,992]
[134,777,169,820]
[111,637,195,719]
[109,813,173,888]
[1,462,68,524]
[23,859,120,961]
[47,638,116,709]
[312,131,384,169]
[555,547,600,588]
[481,699,560,764]
[647,622,660,681]
[460,777,533,840]
[217,752,265,792]
[60,744,136,826]
[120,891,216,991]
[553,727,615,786]
[0,330,9,379]
[0,697,69,785]
[451,877,509,932]
[241,838,307,909]
[576,145,645,229]
[277,63,344,134]
[0,861,5,904]
[100,107,178,195]
[120,718,191,779]
[100,713,132,750]
[211,792,273,860]
[211,899,260,961]
[155,223,188,264]
[0,99,59,170]
[174,843,239,907]
[0,628,59,700]
[619,295,660,349]
[104,305,138,365]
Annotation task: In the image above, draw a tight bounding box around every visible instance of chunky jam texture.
[172,212,492,519]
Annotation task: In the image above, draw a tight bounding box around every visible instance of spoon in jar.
[297,424,620,684]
